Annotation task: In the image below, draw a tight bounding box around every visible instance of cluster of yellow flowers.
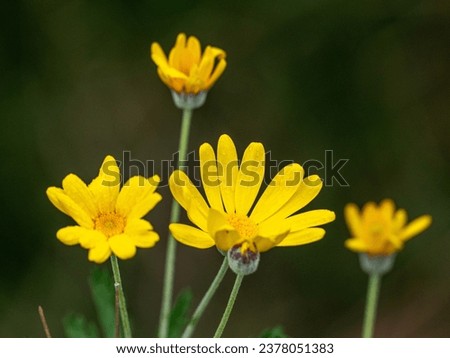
[45,33,432,338]
[47,33,431,270]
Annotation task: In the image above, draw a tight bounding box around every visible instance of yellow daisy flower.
[151,33,226,109]
[169,134,335,274]
[46,155,162,264]
[344,199,432,256]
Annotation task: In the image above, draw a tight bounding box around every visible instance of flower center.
[94,212,126,238]
[364,220,397,254]
[369,223,386,237]
[227,213,258,242]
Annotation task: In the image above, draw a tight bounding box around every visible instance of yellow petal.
[380,198,395,220]
[169,33,187,70]
[128,191,162,221]
[285,209,336,232]
[388,234,404,249]
[169,223,215,249]
[56,226,88,246]
[88,156,121,214]
[265,175,323,221]
[214,229,241,251]
[234,142,265,216]
[208,46,226,59]
[158,67,185,92]
[217,134,238,213]
[197,46,215,81]
[109,234,137,260]
[47,187,94,228]
[169,170,209,229]
[344,203,362,237]
[361,201,377,222]
[151,42,169,68]
[169,170,207,210]
[250,163,304,223]
[125,218,153,234]
[131,231,159,248]
[79,229,107,249]
[344,238,367,253]
[185,71,204,94]
[199,143,223,211]
[155,60,188,79]
[399,215,432,241]
[393,209,407,231]
[199,46,226,89]
[180,48,197,77]
[207,208,241,251]
[254,218,290,252]
[187,35,201,64]
[62,174,97,218]
[124,219,159,248]
[116,175,161,220]
[186,200,208,231]
[277,228,326,247]
[88,241,112,264]
[207,58,227,89]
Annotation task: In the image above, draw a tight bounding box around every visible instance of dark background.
[1,0,449,337]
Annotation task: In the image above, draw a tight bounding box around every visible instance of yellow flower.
[344,199,432,256]
[46,156,162,264]
[168,134,335,269]
[151,33,227,95]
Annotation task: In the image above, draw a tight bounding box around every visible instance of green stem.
[362,273,382,338]
[213,274,244,338]
[110,255,132,338]
[182,257,229,338]
[158,108,193,338]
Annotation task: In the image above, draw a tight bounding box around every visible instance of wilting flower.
[344,199,432,256]
[47,156,161,264]
[169,134,335,275]
[151,33,226,109]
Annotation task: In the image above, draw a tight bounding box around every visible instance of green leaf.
[168,288,193,338]
[63,313,99,338]
[88,267,115,338]
[259,325,289,338]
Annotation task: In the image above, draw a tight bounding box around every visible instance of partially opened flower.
[344,200,432,337]
[151,33,227,109]
[47,156,161,264]
[345,199,432,256]
[169,134,335,275]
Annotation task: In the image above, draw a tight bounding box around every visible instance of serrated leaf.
[259,325,289,338]
[63,313,99,338]
[88,266,115,337]
[168,288,193,338]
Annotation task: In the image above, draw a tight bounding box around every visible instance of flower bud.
[227,244,260,276]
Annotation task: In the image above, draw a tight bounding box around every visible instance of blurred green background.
[1,0,449,337]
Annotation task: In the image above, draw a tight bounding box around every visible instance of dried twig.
[38,305,52,338]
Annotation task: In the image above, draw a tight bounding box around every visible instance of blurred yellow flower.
[169,134,335,266]
[151,33,226,95]
[344,199,432,256]
[47,156,161,264]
